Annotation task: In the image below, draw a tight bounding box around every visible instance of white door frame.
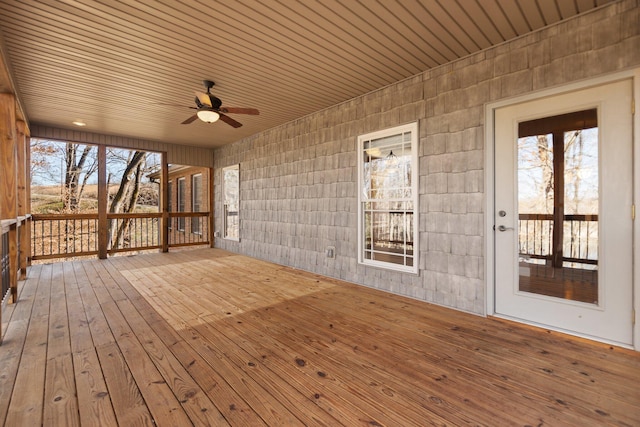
[485,69,639,350]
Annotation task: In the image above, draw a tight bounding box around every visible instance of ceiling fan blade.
[220,107,260,115]
[219,113,243,128]
[195,91,212,107]
[181,114,198,124]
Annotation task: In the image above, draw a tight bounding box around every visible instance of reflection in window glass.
[358,123,418,272]
[223,165,240,240]
[517,109,599,304]
[191,174,202,234]
[177,177,186,231]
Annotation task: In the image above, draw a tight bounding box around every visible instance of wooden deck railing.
[31,213,99,260]
[518,213,598,265]
[31,212,211,260]
[168,212,210,247]
[108,213,161,254]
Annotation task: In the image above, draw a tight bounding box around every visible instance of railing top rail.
[168,212,210,218]
[32,213,99,220]
[32,212,211,219]
[519,213,598,221]
[107,212,162,219]
[1,219,17,234]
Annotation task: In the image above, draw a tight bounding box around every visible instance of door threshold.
[489,313,634,350]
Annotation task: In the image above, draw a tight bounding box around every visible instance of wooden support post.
[16,121,28,279]
[25,133,31,267]
[97,145,108,259]
[552,131,565,269]
[209,166,214,248]
[0,93,18,302]
[161,152,169,253]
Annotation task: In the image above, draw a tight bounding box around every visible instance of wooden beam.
[25,132,31,267]
[16,121,27,279]
[0,93,18,303]
[0,93,16,219]
[97,145,107,259]
[518,109,598,138]
[161,152,168,253]
[552,131,565,268]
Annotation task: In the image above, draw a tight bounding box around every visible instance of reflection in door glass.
[517,109,598,304]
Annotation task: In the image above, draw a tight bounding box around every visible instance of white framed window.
[358,123,418,273]
[223,164,240,240]
[191,174,202,234]
[177,177,186,231]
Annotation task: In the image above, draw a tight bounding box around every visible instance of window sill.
[359,259,418,275]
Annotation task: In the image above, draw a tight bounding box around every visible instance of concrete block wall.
[214,0,639,315]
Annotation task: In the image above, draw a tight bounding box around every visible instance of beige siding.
[213,0,640,315]
[30,125,215,167]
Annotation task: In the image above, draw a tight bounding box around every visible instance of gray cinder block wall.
[214,0,639,315]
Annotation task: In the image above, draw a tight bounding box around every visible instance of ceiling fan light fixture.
[197,108,220,123]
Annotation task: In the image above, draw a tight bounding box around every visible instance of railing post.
[552,130,564,268]
[8,224,17,302]
[1,224,7,344]
[25,130,31,267]
[16,121,29,279]
[161,152,169,252]
[98,145,108,259]
[209,167,214,248]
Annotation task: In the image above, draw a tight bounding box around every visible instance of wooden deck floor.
[1,248,638,426]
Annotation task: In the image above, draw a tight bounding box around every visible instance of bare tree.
[63,143,98,212]
[108,150,148,250]
[30,139,58,185]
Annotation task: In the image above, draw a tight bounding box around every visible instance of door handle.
[497,225,514,232]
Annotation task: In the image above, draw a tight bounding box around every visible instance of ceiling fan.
[177,80,259,128]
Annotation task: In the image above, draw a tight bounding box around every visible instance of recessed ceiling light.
[72,120,86,127]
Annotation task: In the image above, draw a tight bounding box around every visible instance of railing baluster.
[518,214,597,266]
[80,218,83,253]
[585,221,590,260]
[52,219,56,256]
[578,221,582,259]
[38,220,42,257]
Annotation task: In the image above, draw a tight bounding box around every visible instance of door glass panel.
[517,109,598,304]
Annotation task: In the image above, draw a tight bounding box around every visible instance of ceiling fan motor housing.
[209,95,222,109]
[194,95,222,110]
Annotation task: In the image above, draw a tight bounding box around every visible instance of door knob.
[497,225,513,232]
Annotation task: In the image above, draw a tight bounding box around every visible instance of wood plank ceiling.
[0,0,615,148]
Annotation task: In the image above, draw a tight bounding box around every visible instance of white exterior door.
[494,79,633,346]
